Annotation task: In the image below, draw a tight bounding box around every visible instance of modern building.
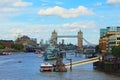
[100,29,107,38]
[99,26,120,54]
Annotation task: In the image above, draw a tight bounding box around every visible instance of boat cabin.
[40,62,53,72]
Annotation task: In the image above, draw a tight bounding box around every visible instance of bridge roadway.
[57,35,77,38]
[65,56,101,68]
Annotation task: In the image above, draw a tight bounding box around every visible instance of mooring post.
[67,58,72,71]
[70,59,72,71]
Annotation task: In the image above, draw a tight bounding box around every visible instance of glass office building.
[107,27,120,32]
[100,27,120,38]
[100,29,107,38]
[99,26,120,54]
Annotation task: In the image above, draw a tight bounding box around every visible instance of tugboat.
[53,52,67,72]
[40,62,53,72]
[53,60,67,72]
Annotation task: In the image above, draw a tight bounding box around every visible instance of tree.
[0,42,5,49]
[11,43,24,50]
[95,45,99,52]
[111,45,120,57]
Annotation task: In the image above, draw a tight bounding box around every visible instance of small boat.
[35,49,44,58]
[0,51,11,55]
[38,54,43,58]
[40,62,53,72]
[35,49,44,54]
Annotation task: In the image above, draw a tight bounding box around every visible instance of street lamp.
[67,58,72,71]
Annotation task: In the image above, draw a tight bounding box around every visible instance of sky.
[0,0,120,45]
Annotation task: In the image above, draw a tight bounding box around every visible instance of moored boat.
[40,62,53,72]
[43,44,57,60]
[43,50,57,60]
[35,49,44,54]
[0,51,11,55]
[35,49,44,57]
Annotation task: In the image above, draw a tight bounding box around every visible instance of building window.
[117,37,120,40]
[109,42,116,44]
[109,37,116,40]
[117,42,120,44]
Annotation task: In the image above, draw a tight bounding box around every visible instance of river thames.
[0,52,120,80]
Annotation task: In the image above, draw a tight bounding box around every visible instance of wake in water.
[0,59,15,65]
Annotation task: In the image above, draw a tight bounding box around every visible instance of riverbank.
[0,49,27,55]
[0,49,25,52]
[93,61,120,76]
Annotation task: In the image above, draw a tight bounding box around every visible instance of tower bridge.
[51,30,83,50]
[51,30,96,53]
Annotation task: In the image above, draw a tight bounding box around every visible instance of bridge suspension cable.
[82,38,96,47]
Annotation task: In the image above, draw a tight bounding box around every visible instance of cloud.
[0,8,20,12]
[39,21,97,33]
[13,1,33,7]
[41,3,48,7]
[107,0,120,5]
[0,15,6,20]
[38,6,94,18]
[0,28,24,40]
[63,21,96,28]
[28,26,45,33]
[0,0,33,12]
[9,28,23,34]
[118,20,120,24]
[0,0,33,7]
[0,22,50,40]
[62,21,97,32]
[99,16,105,18]
[0,0,34,20]
[55,1,64,5]
[40,0,49,3]
[94,2,102,6]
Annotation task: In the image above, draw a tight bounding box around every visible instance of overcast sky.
[0,0,120,45]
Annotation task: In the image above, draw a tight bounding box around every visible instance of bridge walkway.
[65,56,101,68]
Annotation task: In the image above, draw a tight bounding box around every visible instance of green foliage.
[95,45,99,52]
[112,45,120,57]
[11,43,24,50]
[0,42,5,49]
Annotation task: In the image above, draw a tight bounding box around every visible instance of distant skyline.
[0,0,120,45]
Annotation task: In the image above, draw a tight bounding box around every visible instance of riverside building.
[99,27,120,54]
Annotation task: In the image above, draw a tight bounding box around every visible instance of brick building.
[15,35,38,46]
[0,40,14,49]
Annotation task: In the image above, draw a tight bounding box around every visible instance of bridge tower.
[51,30,57,45]
[78,30,83,50]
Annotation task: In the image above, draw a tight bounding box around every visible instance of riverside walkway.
[65,56,101,68]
